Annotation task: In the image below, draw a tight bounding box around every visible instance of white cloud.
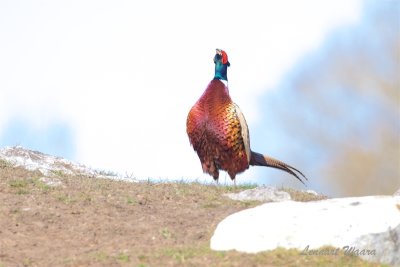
[0,0,362,181]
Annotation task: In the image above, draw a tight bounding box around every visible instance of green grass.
[159,246,213,264]
[55,192,92,204]
[160,228,174,239]
[91,251,109,262]
[8,179,31,194]
[32,178,51,191]
[89,251,131,264]
[116,252,130,263]
[50,169,67,177]
[9,179,30,188]
[8,177,52,195]
[56,193,73,204]
[163,247,195,263]
[126,196,137,205]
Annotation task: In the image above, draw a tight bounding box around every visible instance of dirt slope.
[0,160,381,266]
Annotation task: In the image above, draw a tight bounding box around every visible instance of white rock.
[225,186,291,202]
[352,224,400,266]
[211,196,400,255]
[0,146,137,182]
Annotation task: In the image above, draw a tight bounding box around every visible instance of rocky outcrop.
[0,146,133,181]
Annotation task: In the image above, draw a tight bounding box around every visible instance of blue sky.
[0,118,76,159]
[0,0,366,190]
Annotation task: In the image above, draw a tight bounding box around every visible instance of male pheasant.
[186,49,307,185]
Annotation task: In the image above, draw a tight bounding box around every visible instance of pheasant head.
[213,49,230,81]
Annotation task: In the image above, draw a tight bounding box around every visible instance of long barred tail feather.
[249,151,308,185]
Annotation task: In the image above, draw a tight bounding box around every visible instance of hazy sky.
[0,0,363,186]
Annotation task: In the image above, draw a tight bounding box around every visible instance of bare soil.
[0,164,383,267]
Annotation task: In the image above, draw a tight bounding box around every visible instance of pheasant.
[186,49,307,185]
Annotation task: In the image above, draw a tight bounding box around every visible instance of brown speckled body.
[186,79,250,180]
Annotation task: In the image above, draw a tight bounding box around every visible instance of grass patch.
[126,196,137,205]
[224,183,259,192]
[91,251,109,262]
[281,187,327,202]
[163,248,195,263]
[8,177,53,194]
[159,246,212,264]
[8,179,31,194]
[90,251,131,264]
[32,178,51,191]
[51,169,67,177]
[55,192,92,204]
[160,228,174,239]
[56,193,74,204]
[202,202,220,209]
[116,252,130,263]
[9,179,30,188]
[0,158,14,169]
